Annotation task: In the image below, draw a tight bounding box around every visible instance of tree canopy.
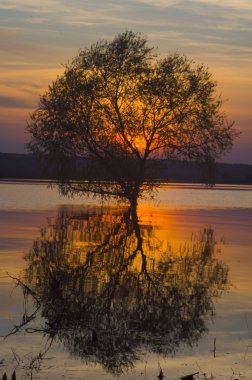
[27,30,236,204]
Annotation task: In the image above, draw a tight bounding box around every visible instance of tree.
[27,30,236,205]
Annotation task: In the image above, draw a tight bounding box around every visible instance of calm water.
[0,182,252,380]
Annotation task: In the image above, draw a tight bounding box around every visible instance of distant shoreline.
[1,153,252,185]
[1,178,252,192]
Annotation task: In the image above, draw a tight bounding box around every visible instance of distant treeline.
[0,153,252,184]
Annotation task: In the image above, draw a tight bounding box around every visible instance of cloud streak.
[1,0,251,57]
[0,0,251,160]
[0,96,35,109]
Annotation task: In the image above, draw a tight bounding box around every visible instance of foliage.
[27,31,237,203]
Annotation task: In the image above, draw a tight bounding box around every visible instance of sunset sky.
[0,0,251,164]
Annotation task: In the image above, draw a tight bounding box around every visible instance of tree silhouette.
[27,31,237,205]
[12,205,229,375]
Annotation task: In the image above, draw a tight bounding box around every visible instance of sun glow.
[132,135,146,151]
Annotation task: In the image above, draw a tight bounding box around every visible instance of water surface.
[0,182,252,380]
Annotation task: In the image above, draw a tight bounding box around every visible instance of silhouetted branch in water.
[2,275,41,340]
[10,337,54,380]
[7,274,40,305]
[5,205,229,375]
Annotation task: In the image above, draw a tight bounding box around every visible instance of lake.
[0,181,252,380]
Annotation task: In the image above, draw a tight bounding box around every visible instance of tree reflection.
[21,205,228,374]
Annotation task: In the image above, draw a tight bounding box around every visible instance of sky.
[0,0,251,164]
